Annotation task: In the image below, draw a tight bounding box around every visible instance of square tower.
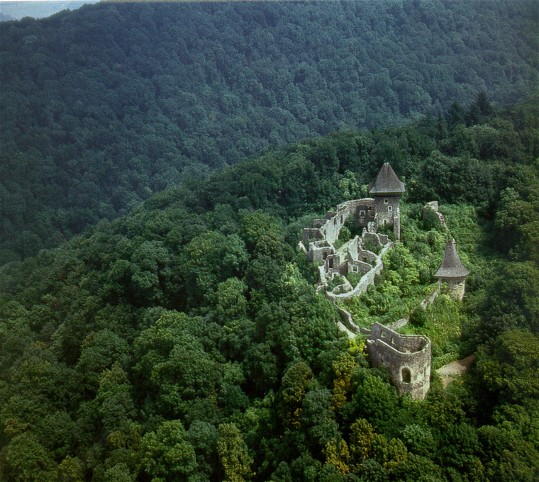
[368,163,405,239]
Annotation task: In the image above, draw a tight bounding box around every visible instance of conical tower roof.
[435,239,470,278]
[368,163,405,195]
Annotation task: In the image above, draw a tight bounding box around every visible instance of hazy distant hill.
[0,1,96,20]
[0,12,15,22]
[0,0,537,262]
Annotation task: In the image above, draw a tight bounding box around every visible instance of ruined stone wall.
[307,240,334,262]
[304,198,379,249]
[446,278,466,301]
[348,260,372,276]
[303,227,323,245]
[422,201,447,230]
[320,207,350,244]
[346,236,360,259]
[366,323,431,400]
[393,206,401,240]
[325,253,342,275]
[326,241,393,300]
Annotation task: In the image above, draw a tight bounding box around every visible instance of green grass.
[401,294,464,369]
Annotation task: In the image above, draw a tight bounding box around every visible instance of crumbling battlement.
[304,200,356,253]
[366,323,431,400]
[422,201,447,230]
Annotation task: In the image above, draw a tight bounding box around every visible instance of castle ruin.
[301,164,469,400]
[366,323,431,400]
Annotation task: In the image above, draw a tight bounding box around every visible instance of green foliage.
[0,1,537,260]
[217,423,253,482]
[2,432,56,482]
[409,306,427,328]
[279,361,313,429]
[140,420,197,479]
[0,96,537,480]
[476,329,539,405]
[403,295,464,369]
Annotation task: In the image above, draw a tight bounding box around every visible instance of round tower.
[434,239,470,300]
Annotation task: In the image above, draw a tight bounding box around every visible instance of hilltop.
[1,0,538,261]
[0,99,537,480]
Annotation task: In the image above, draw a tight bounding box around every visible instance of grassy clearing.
[402,293,464,369]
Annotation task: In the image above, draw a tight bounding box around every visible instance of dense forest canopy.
[0,96,537,481]
[0,0,538,261]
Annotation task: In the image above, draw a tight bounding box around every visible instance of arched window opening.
[401,367,411,383]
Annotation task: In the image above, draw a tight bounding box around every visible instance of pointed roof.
[435,239,470,279]
[368,163,405,195]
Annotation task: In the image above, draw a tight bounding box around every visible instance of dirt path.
[436,354,475,388]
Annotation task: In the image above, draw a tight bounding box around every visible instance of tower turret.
[368,163,405,239]
[434,239,470,300]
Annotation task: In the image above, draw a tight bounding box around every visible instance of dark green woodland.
[0,1,538,480]
[0,0,537,261]
[0,93,538,480]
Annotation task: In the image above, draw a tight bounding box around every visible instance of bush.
[410,306,428,327]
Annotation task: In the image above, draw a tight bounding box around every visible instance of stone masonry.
[300,164,447,400]
[366,323,431,400]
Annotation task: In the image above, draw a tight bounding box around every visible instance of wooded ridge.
[1,0,537,261]
[0,97,537,480]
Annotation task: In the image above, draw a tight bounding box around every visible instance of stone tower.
[366,323,431,400]
[368,163,405,240]
[434,239,470,301]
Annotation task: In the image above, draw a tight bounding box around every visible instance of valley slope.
[0,99,537,481]
[0,0,538,261]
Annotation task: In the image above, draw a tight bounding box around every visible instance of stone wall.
[303,227,323,245]
[446,278,466,301]
[326,241,393,300]
[320,207,350,244]
[307,240,334,262]
[366,323,431,400]
[348,260,372,276]
[422,201,447,230]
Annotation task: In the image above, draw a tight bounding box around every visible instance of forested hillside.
[1,0,538,261]
[0,98,537,481]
